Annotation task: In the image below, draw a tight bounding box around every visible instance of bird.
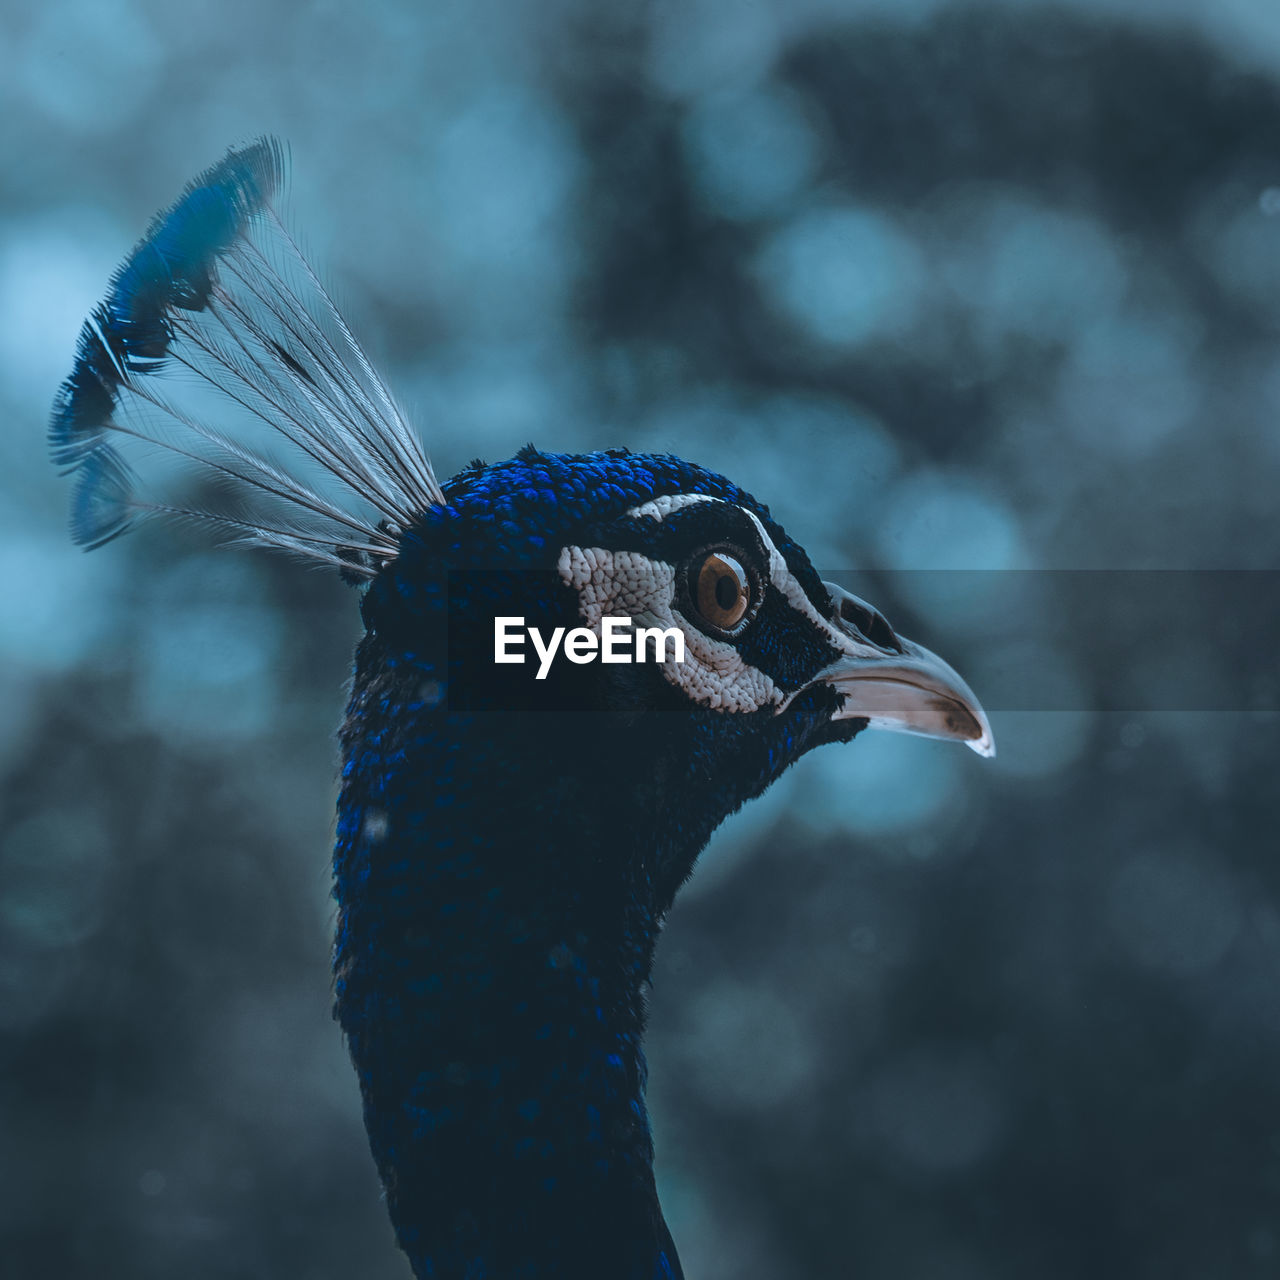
[50,138,993,1280]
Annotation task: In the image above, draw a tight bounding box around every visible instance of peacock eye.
[690,550,753,633]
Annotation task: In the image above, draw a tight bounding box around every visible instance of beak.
[816,581,995,758]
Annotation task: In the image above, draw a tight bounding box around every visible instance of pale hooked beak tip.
[820,580,996,761]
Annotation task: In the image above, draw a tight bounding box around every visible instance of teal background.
[2,2,1279,1277]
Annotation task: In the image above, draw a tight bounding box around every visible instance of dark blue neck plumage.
[334,634,690,1279]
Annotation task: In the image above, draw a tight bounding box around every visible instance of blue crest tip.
[49,137,288,543]
[105,135,287,367]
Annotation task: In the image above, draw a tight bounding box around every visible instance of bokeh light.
[2,1,1278,1278]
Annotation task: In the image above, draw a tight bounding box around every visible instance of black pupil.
[714,570,740,612]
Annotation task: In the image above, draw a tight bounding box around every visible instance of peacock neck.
[333,651,687,1279]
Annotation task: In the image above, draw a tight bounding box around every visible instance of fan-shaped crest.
[50,138,443,576]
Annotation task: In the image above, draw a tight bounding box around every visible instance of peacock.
[50,139,993,1280]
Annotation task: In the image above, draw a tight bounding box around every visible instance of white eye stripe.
[731,509,876,658]
[627,495,844,645]
[625,493,721,523]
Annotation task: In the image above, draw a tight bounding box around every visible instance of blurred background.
[3,1,1280,1277]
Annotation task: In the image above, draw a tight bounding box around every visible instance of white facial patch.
[558,494,881,714]
[556,543,784,714]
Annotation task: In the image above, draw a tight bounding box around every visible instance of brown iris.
[692,551,752,631]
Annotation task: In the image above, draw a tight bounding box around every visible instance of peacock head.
[49,130,992,910]
[353,444,992,899]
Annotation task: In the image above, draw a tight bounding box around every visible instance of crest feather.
[49,137,444,575]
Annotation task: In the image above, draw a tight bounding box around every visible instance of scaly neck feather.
[334,637,694,1280]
